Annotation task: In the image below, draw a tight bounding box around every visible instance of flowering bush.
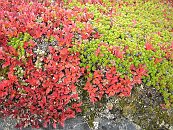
[0,0,173,129]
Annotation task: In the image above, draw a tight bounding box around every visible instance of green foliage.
[8,33,32,59]
[69,0,173,107]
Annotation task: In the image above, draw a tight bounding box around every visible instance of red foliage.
[0,0,154,129]
[145,42,154,51]
[0,42,83,128]
[0,0,96,128]
[84,65,147,103]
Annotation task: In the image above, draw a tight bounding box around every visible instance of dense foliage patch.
[0,0,172,129]
[68,0,173,107]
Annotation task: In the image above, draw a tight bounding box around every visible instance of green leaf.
[92,66,96,71]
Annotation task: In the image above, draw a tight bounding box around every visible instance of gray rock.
[0,117,90,130]
[94,117,141,130]
[0,117,17,130]
[0,116,142,130]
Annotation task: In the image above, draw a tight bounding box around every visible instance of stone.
[0,116,142,130]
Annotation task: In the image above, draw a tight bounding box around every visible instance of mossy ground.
[77,81,173,129]
[118,85,173,130]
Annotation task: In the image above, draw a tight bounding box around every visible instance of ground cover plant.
[0,0,173,129]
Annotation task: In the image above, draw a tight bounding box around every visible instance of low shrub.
[0,0,172,129]
[68,0,173,107]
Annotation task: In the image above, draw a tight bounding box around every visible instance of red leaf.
[10,90,16,99]
[26,78,39,86]
[133,75,142,84]
[115,50,124,59]
[132,19,137,26]
[65,108,75,118]
[46,87,52,95]
[70,84,76,92]
[59,113,66,127]
[48,46,55,54]
[130,64,135,71]
[43,121,48,128]
[109,76,119,84]
[42,96,46,104]
[49,105,54,111]
[136,65,148,76]
[0,91,7,98]
[119,91,131,97]
[34,27,43,38]
[93,78,100,85]
[8,46,19,56]
[108,91,115,97]
[2,57,10,68]
[145,42,154,50]
[95,48,100,56]
[53,122,57,129]
[93,32,101,39]
[94,70,101,78]
[90,96,98,103]
[81,33,89,39]
[112,47,124,59]
[71,93,79,100]
[0,47,4,59]
[0,80,10,90]
[154,58,162,64]
[8,72,18,83]
[75,108,82,113]
[72,102,82,109]
[59,48,68,55]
